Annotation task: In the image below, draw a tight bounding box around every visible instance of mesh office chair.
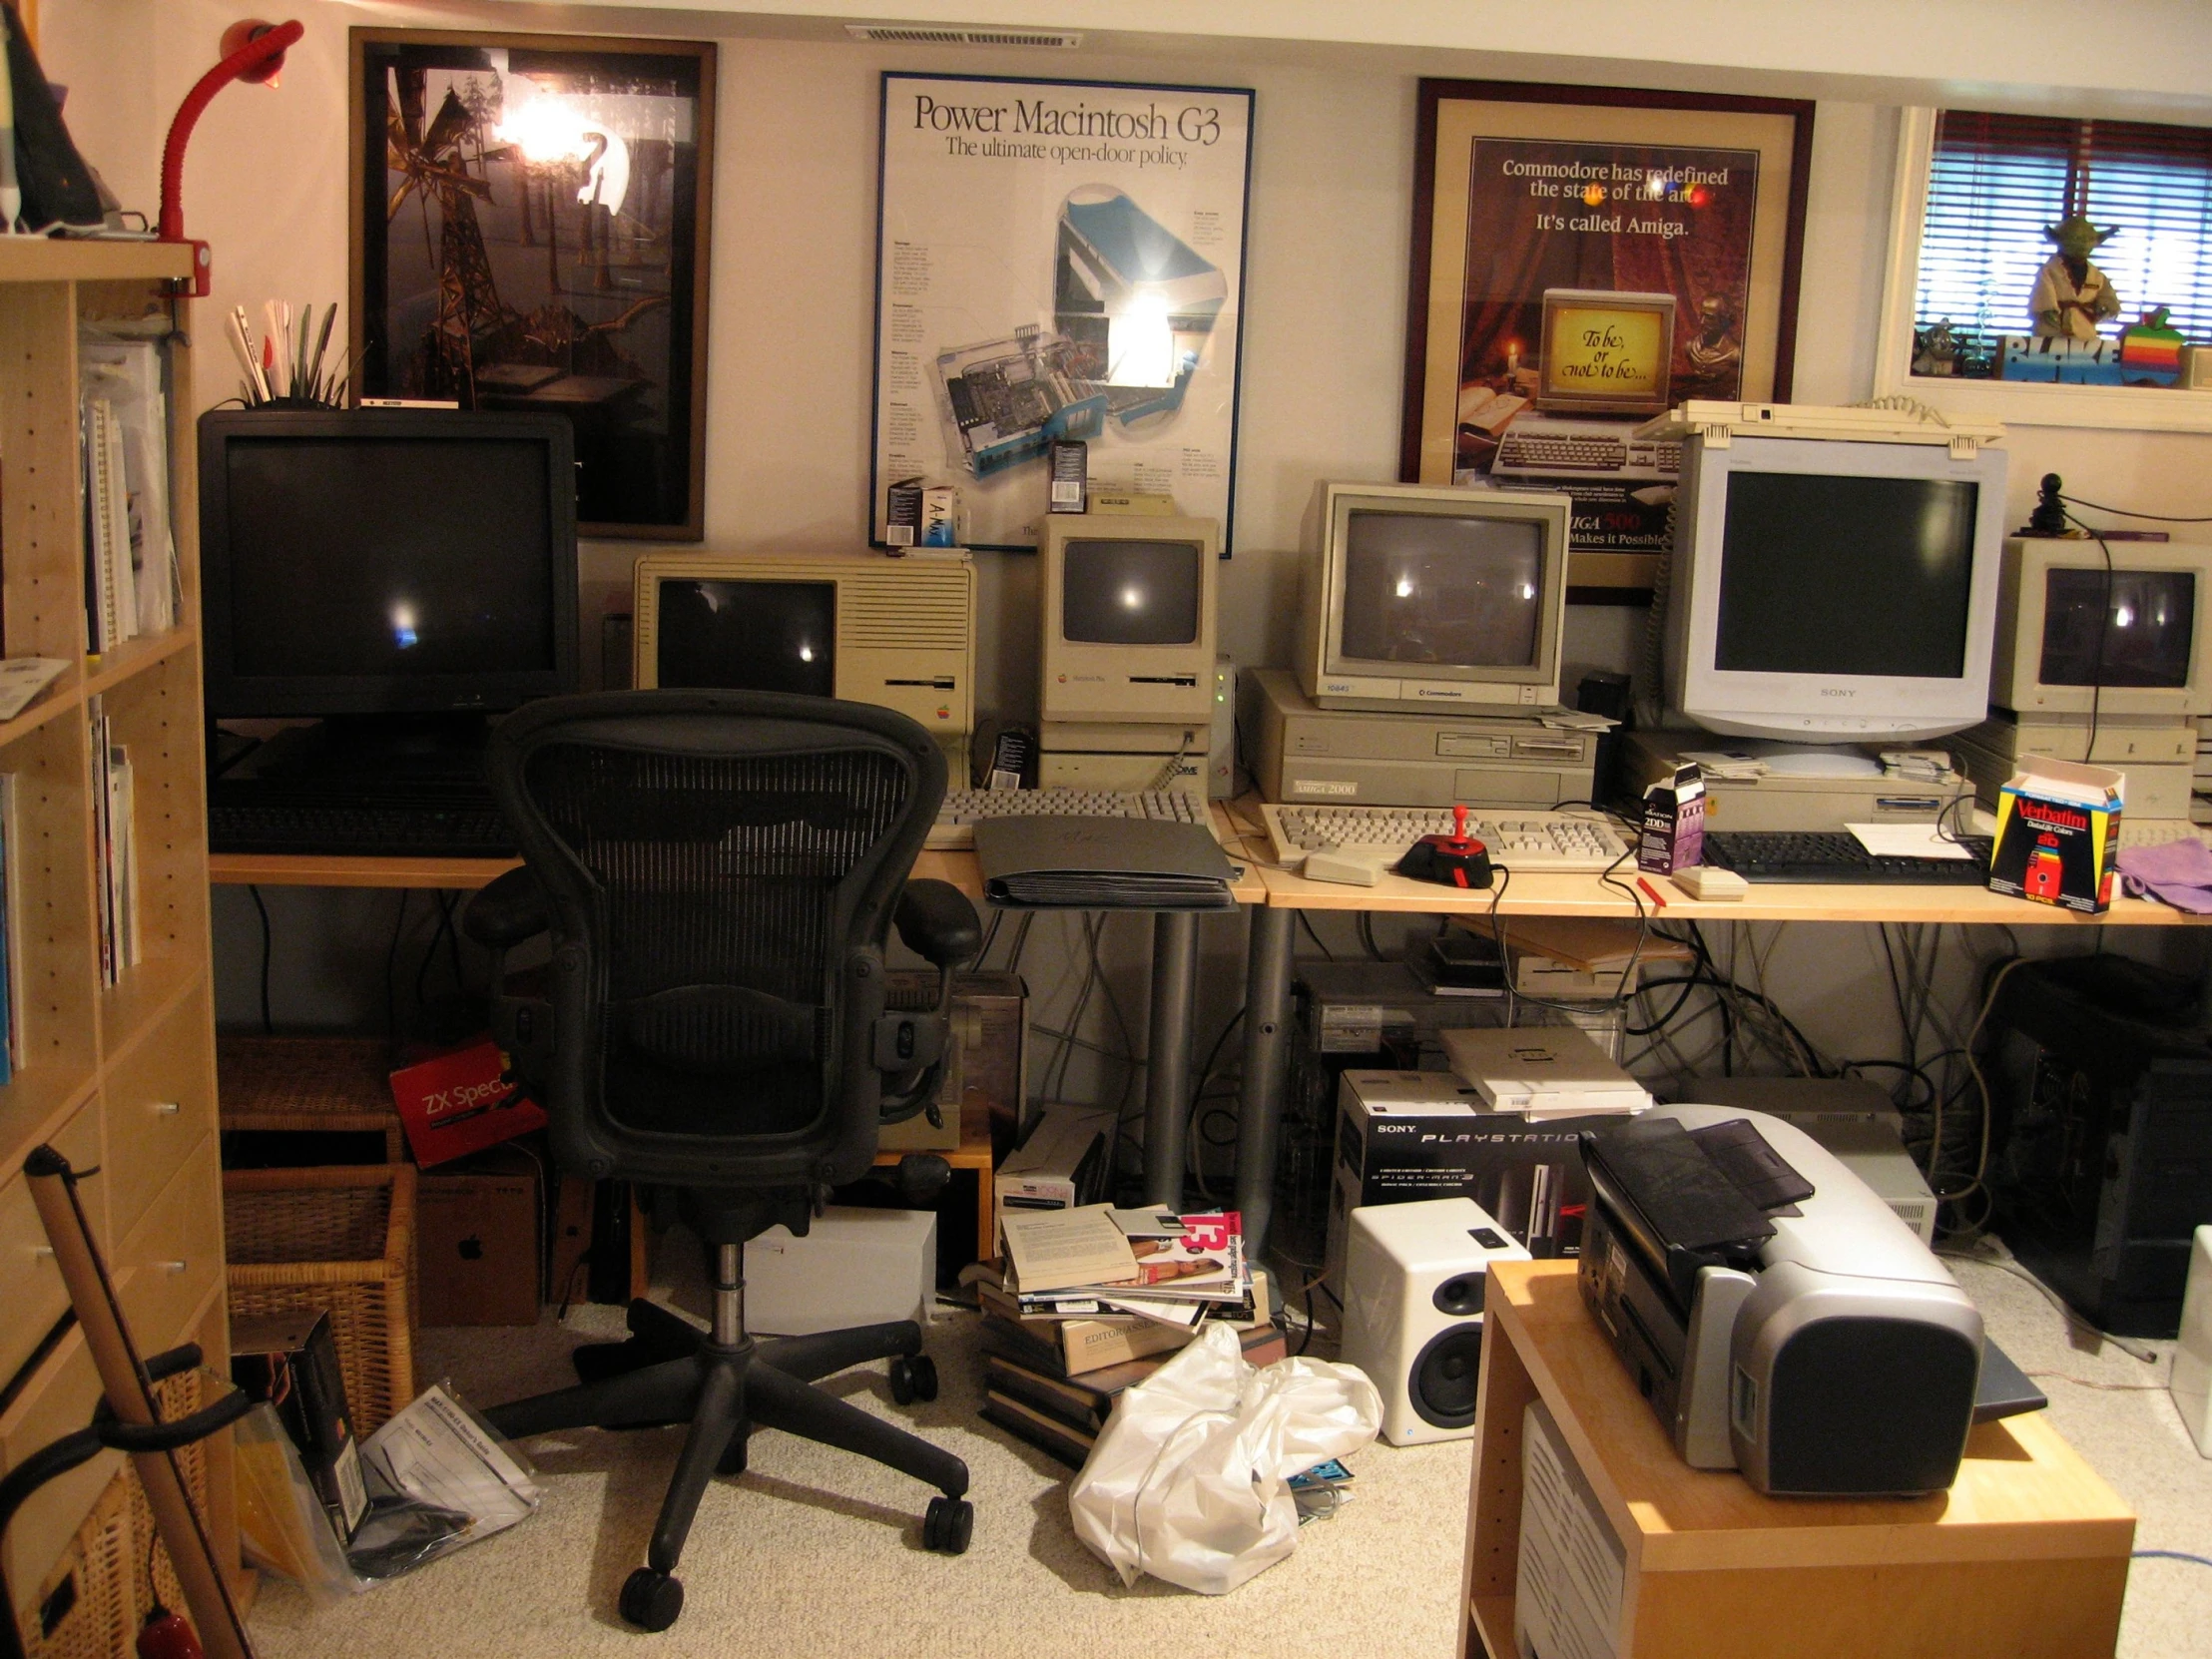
[461,691,979,1633]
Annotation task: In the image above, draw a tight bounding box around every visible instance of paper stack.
[973,1206,1281,1469]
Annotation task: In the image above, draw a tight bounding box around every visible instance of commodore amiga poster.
[1407,90,1808,591]
[871,74,1253,553]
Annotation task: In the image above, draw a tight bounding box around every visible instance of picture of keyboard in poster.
[871,75,1253,552]
[1456,137,1762,571]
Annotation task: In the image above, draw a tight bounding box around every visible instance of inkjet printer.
[1578,1104,2033,1497]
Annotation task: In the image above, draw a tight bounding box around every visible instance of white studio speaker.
[1340,1197,1530,1445]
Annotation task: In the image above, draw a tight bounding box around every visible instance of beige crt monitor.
[631,550,975,768]
[1296,481,1571,712]
[1037,514,1220,728]
[1991,536,2212,717]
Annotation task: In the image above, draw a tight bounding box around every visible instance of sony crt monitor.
[1990,537,2212,718]
[1663,433,2009,742]
[632,549,975,754]
[199,409,577,717]
[1295,481,1571,713]
[1038,515,1219,727]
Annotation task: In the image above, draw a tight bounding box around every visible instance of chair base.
[484,1296,971,1630]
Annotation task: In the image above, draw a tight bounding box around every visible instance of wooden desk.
[210,848,989,896]
[1222,795,2211,1256]
[1462,1262,2135,1659]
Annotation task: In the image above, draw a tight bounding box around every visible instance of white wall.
[56,2,2201,1097]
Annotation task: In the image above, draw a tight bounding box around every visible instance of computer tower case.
[1986,954,2212,1338]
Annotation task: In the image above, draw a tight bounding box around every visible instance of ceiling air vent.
[845,24,1082,47]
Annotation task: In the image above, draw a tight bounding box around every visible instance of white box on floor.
[2174,1225,2212,1456]
[745,1207,936,1337]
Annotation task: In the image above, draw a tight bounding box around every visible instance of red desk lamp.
[158,17,302,295]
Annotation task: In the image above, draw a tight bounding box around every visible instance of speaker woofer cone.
[1410,1322,1484,1429]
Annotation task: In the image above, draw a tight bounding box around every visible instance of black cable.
[1623,973,1705,1037]
[1357,910,1384,961]
[383,889,409,1038]
[416,890,457,1014]
[248,884,274,1034]
[2059,507,2118,758]
[1296,911,1336,961]
[2056,495,2212,523]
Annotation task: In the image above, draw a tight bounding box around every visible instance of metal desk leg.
[1234,904,1297,1257]
[1141,910,1199,1207]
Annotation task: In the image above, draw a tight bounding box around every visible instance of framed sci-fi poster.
[351,30,716,539]
[871,73,1253,554]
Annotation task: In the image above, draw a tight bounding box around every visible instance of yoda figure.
[2030,215,2121,340]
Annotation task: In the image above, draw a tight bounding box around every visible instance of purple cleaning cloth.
[2115,838,2212,913]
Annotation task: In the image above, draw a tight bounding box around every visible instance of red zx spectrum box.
[389,1037,546,1166]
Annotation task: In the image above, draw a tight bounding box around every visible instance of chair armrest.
[461,866,550,950]
[895,879,980,968]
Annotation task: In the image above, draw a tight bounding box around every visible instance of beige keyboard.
[927,788,1203,850]
[1260,803,1631,872]
[2116,819,2212,850]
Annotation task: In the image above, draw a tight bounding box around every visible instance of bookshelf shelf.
[84,622,200,698]
[0,241,195,283]
[0,259,236,1635]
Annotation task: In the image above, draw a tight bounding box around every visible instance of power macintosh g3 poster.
[871,73,1253,553]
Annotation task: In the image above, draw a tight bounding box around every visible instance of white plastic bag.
[1068,1322,1383,1594]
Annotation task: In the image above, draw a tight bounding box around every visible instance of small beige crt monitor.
[631,550,976,757]
[1037,515,1220,727]
[1991,536,2212,718]
[1296,481,1571,713]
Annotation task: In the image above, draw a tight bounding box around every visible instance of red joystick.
[1396,802,1494,889]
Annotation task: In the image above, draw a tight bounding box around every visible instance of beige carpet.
[245,1248,2212,1659]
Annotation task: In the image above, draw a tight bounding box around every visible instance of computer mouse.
[1396,805,1494,889]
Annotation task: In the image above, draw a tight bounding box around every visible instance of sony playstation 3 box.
[1327,1070,1634,1284]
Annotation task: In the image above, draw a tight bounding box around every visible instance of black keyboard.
[209,800,515,858]
[1702,830,1993,885]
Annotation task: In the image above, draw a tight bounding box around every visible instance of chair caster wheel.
[717,1432,749,1476]
[619,1567,685,1632]
[890,1354,938,1405]
[922,1494,973,1554]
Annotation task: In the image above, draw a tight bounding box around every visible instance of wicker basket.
[125,1368,213,1626]
[225,1165,417,1434]
[16,1473,134,1659]
[218,1034,406,1162]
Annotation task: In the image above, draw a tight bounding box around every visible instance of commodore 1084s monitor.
[1992,536,2212,718]
[1296,481,1572,714]
[1663,432,2010,742]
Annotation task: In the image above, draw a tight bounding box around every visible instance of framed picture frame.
[350,29,717,540]
[1402,80,1814,597]
[1874,107,2212,435]
[869,73,1254,554]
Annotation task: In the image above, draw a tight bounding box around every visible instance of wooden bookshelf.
[0,243,245,1634]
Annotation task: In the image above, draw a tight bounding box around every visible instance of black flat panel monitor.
[653,578,836,697]
[200,410,578,716]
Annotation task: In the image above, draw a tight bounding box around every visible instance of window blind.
[1916,109,2212,352]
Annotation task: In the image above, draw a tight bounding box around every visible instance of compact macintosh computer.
[202,408,579,857]
[631,550,978,776]
[1036,512,1220,795]
[1950,532,2212,827]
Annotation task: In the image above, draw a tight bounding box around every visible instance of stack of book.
[89,697,140,987]
[976,1206,1282,1469]
[80,325,180,654]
